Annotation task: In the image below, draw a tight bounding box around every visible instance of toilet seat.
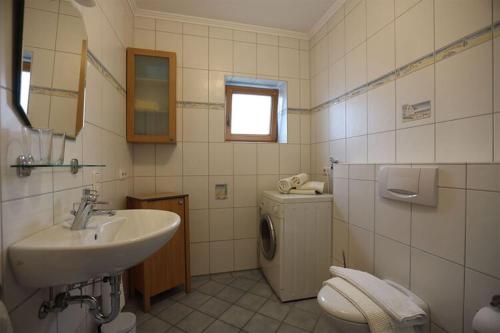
[317,285,367,324]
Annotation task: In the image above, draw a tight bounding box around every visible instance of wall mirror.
[13,0,88,139]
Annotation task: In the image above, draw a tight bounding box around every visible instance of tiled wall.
[314,2,500,333]
[0,0,134,332]
[132,17,312,276]
[332,163,500,333]
[309,0,500,181]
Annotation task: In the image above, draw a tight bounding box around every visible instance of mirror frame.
[12,0,87,139]
[12,0,30,126]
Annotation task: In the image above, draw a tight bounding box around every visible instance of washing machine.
[258,190,333,302]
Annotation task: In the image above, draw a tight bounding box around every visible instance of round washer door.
[259,214,276,260]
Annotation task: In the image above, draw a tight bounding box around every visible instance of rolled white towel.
[291,173,309,187]
[299,181,325,194]
[278,177,294,193]
[289,189,316,195]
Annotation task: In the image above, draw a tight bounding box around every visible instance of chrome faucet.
[70,189,115,230]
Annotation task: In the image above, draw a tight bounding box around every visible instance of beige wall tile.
[436,43,493,122]
[395,0,434,67]
[466,190,500,278]
[411,248,464,333]
[374,235,410,288]
[412,188,466,264]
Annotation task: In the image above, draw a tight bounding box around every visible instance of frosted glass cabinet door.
[126,48,177,143]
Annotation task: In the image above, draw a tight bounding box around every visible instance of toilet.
[317,279,430,333]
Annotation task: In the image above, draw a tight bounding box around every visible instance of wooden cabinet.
[126,48,177,143]
[127,193,190,311]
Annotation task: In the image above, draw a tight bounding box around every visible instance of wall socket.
[322,167,329,176]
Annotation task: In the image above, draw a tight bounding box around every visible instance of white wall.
[0,0,134,331]
[132,17,312,275]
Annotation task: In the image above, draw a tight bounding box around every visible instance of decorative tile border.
[87,52,310,114]
[87,20,498,115]
[310,21,499,114]
[30,86,79,99]
[176,101,309,113]
[87,50,126,95]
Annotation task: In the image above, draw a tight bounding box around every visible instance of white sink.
[9,209,180,288]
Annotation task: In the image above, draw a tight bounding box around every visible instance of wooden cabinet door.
[126,48,177,143]
[142,198,186,294]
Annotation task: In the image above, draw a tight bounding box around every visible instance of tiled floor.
[124,269,338,333]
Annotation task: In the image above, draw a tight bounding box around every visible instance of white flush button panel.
[378,166,438,207]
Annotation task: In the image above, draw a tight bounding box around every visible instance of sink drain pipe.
[39,274,122,324]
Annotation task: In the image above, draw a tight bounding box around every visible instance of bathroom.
[0,0,499,332]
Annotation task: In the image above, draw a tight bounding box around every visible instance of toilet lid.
[317,285,367,324]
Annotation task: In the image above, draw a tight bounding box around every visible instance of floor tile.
[243,313,281,333]
[232,269,264,281]
[293,298,322,315]
[217,286,246,303]
[191,275,210,289]
[198,280,226,296]
[204,320,240,333]
[137,317,171,333]
[170,289,188,301]
[176,310,215,333]
[236,292,267,311]
[230,277,258,291]
[150,297,176,315]
[284,307,320,331]
[219,304,254,328]
[249,282,274,298]
[122,300,152,325]
[313,315,338,333]
[277,323,309,333]
[268,293,281,302]
[212,272,236,284]
[177,290,211,308]
[258,300,291,321]
[157,302,193,325]
[199,297,232,318]
[126,270,328,333]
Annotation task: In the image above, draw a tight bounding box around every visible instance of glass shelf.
[12,156,105,177]
[10,164,105,168]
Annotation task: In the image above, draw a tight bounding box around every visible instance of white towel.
[330,266,427,325]
[278,177,294,193]
[299,181,325,194]
[289,189,316,195]
[0,300,13,333]
[324,278,394,333]
[291,173,309,187]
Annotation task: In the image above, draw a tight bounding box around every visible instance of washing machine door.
[259,214,276,260]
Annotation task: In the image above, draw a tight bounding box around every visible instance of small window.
[225,85,279,142]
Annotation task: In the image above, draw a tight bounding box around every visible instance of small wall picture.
[215,184,228,200]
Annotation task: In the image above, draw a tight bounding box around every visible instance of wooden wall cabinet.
[126,48,177,143]
[127,193,190,311]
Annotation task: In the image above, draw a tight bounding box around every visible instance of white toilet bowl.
[317,279,430,333]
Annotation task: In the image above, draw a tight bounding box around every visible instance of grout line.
[462,161,469,328]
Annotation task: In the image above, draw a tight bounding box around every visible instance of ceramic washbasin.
[8,209,180,288]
